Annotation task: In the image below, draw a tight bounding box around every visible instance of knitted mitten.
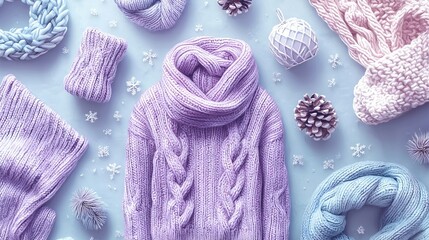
[309,0,429,124]
[354,32,429,124]
[0,75,88,239]
[64,28,127,103]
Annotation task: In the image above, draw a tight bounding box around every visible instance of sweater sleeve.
[124,108,155,240]
[260,106,290,240]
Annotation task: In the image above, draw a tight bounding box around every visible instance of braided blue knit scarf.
[0,0,68,61]
[302,161,429,240]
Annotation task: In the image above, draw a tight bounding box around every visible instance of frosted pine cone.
[294,93,338,141]
[217,0,252,16]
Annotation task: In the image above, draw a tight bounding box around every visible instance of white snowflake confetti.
[204,1,208,6]
[90,8,99,16]
[328,78,336,87]
[195,24,204,32]
[107,184,117,191]
[90,237,94,240]
[126,77,141,96]
[142,49,157,66]
[357,226,365,235]
[103,129,112,135]
[351,143,367,157]
[98,146,110,158]
[273,72,282,83]
[115,230,124,238]
[62,47,69,54]
[106,163,121,180]
[85,111,98,123]
[292,155,304,166]
[328,53,342,69]
[93,168,97,173]
[113,111,122,121]
[323,159,335,170]
[109,20,118,28]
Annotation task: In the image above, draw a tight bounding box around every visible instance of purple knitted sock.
[64,28,127,103]
[0,75,88,239]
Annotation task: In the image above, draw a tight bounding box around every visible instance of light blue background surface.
[1,0,429,239]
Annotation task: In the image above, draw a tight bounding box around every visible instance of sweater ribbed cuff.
[64,28,127,103]
[0,75,88,239]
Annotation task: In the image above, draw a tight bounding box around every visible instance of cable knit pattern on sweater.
[124,37,290,240]
[309,0,429,124]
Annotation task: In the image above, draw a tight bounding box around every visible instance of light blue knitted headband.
[302,161,429,240]
[0,0,68,61]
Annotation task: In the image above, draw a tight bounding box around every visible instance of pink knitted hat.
[309,0,429,125]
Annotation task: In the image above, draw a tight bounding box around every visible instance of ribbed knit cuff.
[0,75,88,239]
[64,28,127,103]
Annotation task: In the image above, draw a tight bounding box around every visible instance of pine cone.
[217,0,252,16]
[294,93,338,141]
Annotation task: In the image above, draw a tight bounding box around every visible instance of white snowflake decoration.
[85,111,98,123]
[323,159,335,170]
[98,146,110,158]
[106,163,121,180]
[328,53,342,69]
[115,230,124,238]
[292,155,304,166]
[335,152,342,159]
[103,129,112,135]
[109,20,118,28]
[57,237,74,240]
[142,49,157,66]
[113,111,122,121]
[351,143,367,157]
[90,8,99,16]
[195,24,204,32]
[62,47,69,54]
[204,1,208,6]
[328,78,336,87]
[357,226,365,235]
[126,77,141,96]
[273,72,282,83]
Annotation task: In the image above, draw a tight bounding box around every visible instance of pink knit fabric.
[124,37,290,239]
[309,0,429,124]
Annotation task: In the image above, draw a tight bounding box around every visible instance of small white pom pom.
[71,188,107,230]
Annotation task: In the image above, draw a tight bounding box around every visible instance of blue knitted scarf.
[302,161,429,240]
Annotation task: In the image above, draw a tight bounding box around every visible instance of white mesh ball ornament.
[269,9,319,69]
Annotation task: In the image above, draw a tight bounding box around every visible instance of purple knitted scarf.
[161,37,259,128]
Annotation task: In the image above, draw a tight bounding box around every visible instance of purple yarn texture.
[64,28,127,103]
[114,0,187,31]
[124,37,290,239]
[0,75,88,239]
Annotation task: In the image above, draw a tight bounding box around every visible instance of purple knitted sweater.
[124,37,290,239]
[0,75,88,239]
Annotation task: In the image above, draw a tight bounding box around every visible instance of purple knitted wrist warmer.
[64,28,127,103]
[0,75,88,240]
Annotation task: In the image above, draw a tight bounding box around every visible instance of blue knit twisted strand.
[302,161,429,240]
[0,0,68,61]
[114,0,186,31]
